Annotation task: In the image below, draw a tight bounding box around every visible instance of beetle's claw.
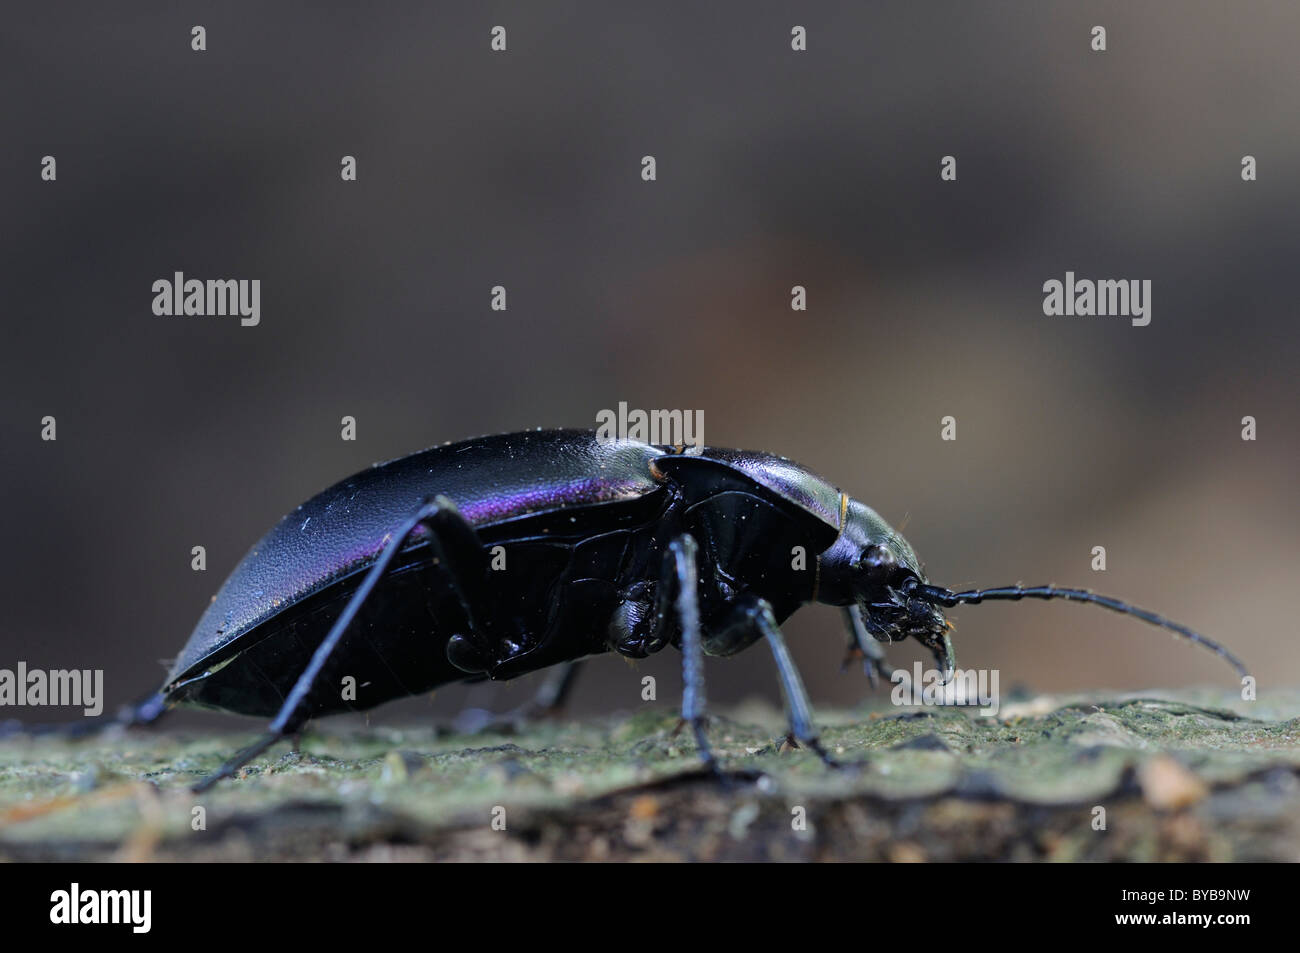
[815,745,842,770]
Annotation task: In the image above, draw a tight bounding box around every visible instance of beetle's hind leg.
[192,495,488,792]
[0,689,170,742]
[193,733,282,793]
[451,660,584,734]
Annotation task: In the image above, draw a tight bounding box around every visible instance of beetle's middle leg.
[705,595,839,768]
[606,535,727,774]
[193,495,486,792]
[656,535,719,774]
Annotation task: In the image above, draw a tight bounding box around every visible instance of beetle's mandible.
[24,429,1249,790]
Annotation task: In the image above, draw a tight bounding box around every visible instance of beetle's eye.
[860,544,897,580]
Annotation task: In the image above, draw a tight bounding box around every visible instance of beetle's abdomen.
[168,431,662,690]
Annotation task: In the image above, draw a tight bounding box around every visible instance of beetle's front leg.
[841,605,900,690]
[707,595,839,767]
[622,535,724,774]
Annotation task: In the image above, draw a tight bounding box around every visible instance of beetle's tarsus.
[724,595,834,768]
[769,733,842,769]
[806,736,841,768]
[192,732,283,793]
[668,716,725,779]
[691,716,721,771]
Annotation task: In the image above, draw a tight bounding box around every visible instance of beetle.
[20,428,1248,790]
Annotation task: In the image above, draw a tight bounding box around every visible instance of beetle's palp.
[907,581,1249,678]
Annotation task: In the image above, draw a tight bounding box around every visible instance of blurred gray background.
[3,2,1297,728]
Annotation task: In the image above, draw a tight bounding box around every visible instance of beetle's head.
[819,498,1249,686]
[819,498,951,668]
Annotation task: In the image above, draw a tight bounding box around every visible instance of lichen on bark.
[1,689,1296,861]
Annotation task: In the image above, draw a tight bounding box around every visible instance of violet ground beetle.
[4,429,1248,790]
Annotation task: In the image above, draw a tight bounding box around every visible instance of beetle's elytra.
[37,429,1250,790]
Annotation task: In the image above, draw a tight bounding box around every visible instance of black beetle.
[41,428,1249,790]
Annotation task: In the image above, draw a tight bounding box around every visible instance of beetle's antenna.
[908,582,1248,678]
